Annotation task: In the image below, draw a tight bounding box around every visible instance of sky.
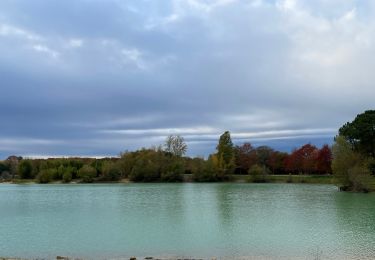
[0,0,374,159]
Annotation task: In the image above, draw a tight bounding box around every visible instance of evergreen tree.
[339,110,375,158]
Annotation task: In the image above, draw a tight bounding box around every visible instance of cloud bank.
[0,0,374,158]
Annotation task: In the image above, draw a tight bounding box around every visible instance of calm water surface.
[0,183,375,259]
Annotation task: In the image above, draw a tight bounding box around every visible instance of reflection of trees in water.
[215,183,234,225]
[333,192,375,258]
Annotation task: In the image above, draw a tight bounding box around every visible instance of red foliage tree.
[268,151,288,174]
[234,143,257,173]
[284,149,301,174]
[300,144,319,174]
[316,144,332,174]
[284,144,319,174]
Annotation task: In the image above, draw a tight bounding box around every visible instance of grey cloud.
[0,0,373,158]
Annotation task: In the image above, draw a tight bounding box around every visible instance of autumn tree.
[268,151,288,174]
[300,144,319,174]
[284,144,319,174]
[193,154,220,182]
[234,143,257,174]
[316,144,332,174]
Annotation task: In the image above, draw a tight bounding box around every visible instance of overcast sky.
[0,0,374,158]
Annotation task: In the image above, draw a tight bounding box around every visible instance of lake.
[0,183,375,259]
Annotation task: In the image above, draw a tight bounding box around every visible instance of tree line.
[0,134,332,184]
[0,110,374,191]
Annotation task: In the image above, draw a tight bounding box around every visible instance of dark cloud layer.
[0,0,374,158]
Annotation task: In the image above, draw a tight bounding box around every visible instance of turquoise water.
[1,183,375,259]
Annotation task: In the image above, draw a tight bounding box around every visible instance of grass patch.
[268,175,334,184]
[10,179,36,184]
[367,177,375,191]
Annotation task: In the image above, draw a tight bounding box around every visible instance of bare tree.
[164,135,187,157]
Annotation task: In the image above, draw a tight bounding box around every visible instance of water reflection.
[1,183,375,259]
[215,183,234,225]
[333,191,375,259]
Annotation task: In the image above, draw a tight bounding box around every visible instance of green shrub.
[331,136,375,192]
[129,160,159,182]
[248,165,269,183]
[0,171,11,180]
[347,165,373,192]
[37,169,56,183]
[101,161,121,181]
[161,160,184,182]
[286,173,293,183]
[77,165,97,183]
[193,158,220,182]
[62,171,72,183]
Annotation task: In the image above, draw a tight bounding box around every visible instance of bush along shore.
[1,173,334,185]
[0,110,374,192]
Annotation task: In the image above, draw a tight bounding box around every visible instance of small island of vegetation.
[1,110,375,192]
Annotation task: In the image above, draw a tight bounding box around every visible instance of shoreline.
[0,255,369,260]
[0,174,334,185]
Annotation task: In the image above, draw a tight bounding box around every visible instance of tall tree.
[339,110,375,158]
[216,131,234,173]
[164,135,188,157]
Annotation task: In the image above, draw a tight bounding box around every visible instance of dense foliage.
[339,110,375,158]
[77,165,97,183]
[0,132,334,184]
[331,110,375,192]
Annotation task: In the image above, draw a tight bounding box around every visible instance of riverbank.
[0,174,334,185]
